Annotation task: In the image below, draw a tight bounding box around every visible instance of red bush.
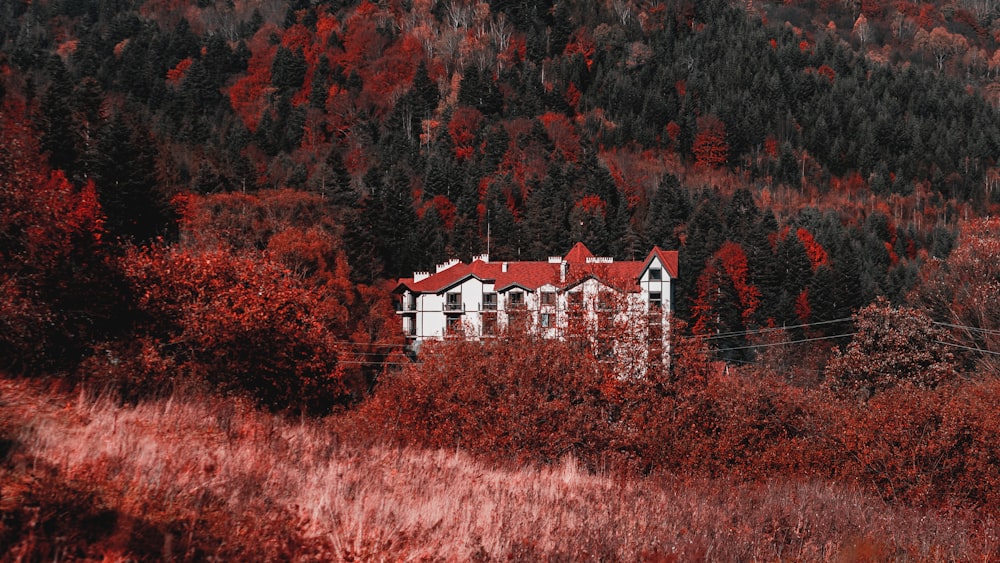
[112,245,352,413]
[360,331,623,467]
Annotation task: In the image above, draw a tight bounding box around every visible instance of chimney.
[436,258,460,273]
[502,262,508,272]
[560,261,568,283]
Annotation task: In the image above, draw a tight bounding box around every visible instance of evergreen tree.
[90,114,176,243]
[39,56,80,177]
[644,174,689,249]
[524,165,571,259]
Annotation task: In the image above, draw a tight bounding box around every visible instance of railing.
[444,302,463,311]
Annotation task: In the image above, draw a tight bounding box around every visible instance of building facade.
[394,243,678,369]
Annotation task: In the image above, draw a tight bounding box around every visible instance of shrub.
[104,245,353,413]
[826,298,958,399]
[361,331,623,467]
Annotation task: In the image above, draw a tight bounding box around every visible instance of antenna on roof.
[486,208,491,257]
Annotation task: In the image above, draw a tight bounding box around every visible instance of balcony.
[445,291,462,312]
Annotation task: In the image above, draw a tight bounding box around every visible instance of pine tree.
[39,56,80,177]
[524,165,571,259]
[644,174,689,249]
[89,114,176,243]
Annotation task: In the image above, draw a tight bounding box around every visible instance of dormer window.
[508,291,524,308]
[541,291,556,307]
[649,267,662,281]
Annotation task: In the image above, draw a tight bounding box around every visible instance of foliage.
[0,101,117,373]
[909,217,1000,374]
[110,245,352,413]
[361,332,619,467]
[826,298,959,399]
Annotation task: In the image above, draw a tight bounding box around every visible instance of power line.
[697,317,853,341]
[934,340,1000,357]
[712,332,856,353]
[933,321,1000,336]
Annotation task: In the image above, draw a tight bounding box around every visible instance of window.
[541,291,556,306]
[508,291,524,308]
[567,292,583,308]
[597,292,614,312]
[483,292,497,311]
[649,291,662,309]
[482,313,497,336]
[540,312,553,328]
[445,291,462,311]
[649,267,662,281]
[446,314,463,334]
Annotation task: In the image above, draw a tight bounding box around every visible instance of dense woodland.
[4,0,1000,558]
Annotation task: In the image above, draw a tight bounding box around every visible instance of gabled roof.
[395,243,678,295]
[564,241,594,263]
[642,246,679,279]
[394,258,498,294]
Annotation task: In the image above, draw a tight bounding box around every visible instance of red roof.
[394,243,677,294]
[564,241,594,263]
[645,246,679,279]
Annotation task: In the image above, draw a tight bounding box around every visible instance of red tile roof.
[564,241,594,263]
[394,243,677,294]
[645,246,679,279]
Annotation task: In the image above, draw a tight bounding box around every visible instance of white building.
[394,243,678,369]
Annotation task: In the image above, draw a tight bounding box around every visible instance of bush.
[826,298,959,399]
[101,245,354,413]
[361,331,623,467]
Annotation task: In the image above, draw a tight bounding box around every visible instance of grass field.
[1,376,995,561]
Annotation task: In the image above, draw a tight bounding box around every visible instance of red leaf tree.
[0,102,109,372]
[692,114,729,169]
[118,245,351,413]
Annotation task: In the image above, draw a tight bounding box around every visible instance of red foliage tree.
[796,227,829,271]
[117,245,351,412]
[564,27,596,70]
[538,112,581,163]
[448,107,483,161]
[360,331,621,467]
[692,115,729,169]
[166,57,193,87]
[692,242,761,338]
[173,189,403,393]
[0,102,109,372]
[227,25,279,131]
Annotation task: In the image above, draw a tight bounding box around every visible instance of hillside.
[4,2,1000,558]
[4,0,1000,366]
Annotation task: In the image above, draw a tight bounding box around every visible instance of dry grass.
[0,376,996,561]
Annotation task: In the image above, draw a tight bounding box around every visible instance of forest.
[2,0,1000,559]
